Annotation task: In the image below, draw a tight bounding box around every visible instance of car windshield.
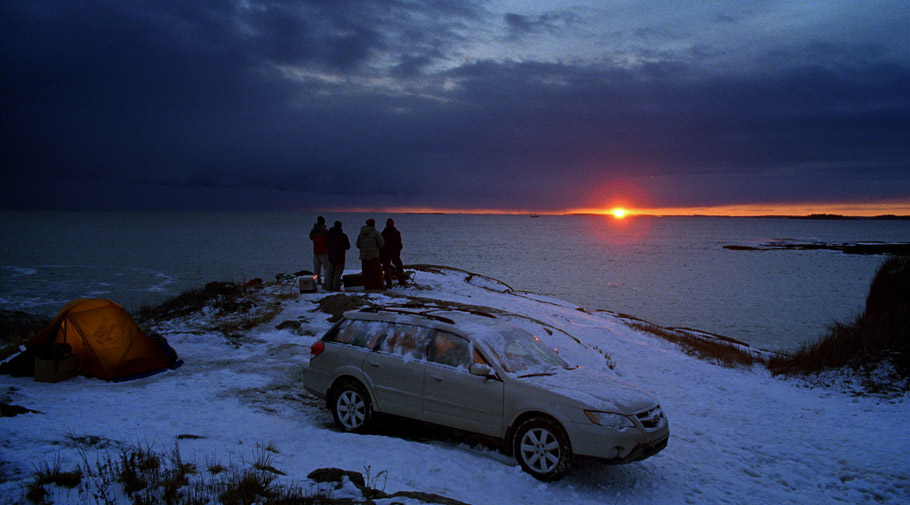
[483,327,569,375]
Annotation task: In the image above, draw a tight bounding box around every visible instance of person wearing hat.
[309,216,329,285]
[356,218,385,290]
[380,218,407,288]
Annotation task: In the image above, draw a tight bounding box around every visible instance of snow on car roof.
[343,306,535,347]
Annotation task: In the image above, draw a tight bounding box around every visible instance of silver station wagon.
[303,306,669,480]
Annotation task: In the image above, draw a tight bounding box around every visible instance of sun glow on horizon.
[567,201,909,218]
[315,201,908,218]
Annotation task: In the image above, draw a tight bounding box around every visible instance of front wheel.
[331,382,373,433]
[512,417,573,481]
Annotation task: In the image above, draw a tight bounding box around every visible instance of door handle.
[368,360,379,368]
[430,375,442,382]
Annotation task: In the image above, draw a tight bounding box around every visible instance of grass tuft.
[27,455,82,504]
[217,467,277,505]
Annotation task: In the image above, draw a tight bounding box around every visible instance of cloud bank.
[2,0,908,212]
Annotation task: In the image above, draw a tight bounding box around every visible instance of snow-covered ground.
[2,267,908,504]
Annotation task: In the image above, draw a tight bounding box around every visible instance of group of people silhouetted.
[308,216,407,291]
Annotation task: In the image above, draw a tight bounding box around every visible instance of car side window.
[379,324,428,360]
[427,331,470,369]
[326,320,388,350]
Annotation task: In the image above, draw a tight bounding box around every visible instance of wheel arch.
[504,410,568,456]
[328,374,374,408]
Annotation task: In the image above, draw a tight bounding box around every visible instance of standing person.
[324,221,350,291]
[380,218,407,288]
[309,216,329,285]
[356,218,385,291]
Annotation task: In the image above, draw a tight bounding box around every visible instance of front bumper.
[568,417,670,463]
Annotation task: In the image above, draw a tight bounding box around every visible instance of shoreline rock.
[723,241,910,255]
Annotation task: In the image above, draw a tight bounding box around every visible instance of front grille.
[636,406,665,430]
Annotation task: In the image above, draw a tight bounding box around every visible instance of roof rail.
[382,304,497,320]
[420,308,496,319]
[358,307,455,325]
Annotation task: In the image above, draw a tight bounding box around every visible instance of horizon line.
[3,202,908,218]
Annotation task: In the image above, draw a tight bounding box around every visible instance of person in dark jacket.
[309,216,329,285]
[356,218,385,290]
[324,221,350,291]
[380,218,407,288]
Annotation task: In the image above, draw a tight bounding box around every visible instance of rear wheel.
[512,417,573,481]
[331,381,373,433]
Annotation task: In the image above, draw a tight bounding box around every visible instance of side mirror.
[469,363,493,377]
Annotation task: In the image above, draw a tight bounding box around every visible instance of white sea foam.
[1,265,38,277]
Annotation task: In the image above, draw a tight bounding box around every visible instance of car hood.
[514,367,657,413]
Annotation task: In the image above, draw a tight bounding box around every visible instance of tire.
[331,381,373,433]
[512,417,573,481]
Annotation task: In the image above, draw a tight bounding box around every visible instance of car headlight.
[585,410,636,430]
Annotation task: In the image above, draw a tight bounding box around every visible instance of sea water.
[1,210,907,351]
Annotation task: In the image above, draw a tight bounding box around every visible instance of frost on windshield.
[482,327,568,375]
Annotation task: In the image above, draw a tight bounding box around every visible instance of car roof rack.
[358,307,456,325]
[428,308,497,319]
[358,304,498,324]
[386,303,497,319]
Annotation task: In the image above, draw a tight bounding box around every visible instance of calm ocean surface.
[2,210,908,351]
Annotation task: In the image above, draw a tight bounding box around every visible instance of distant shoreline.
[723,241,910,255]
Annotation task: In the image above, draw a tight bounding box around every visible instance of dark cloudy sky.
[2,0,908,213]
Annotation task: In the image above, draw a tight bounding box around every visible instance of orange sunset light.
[568,201,909,217]
[322,201,908,218]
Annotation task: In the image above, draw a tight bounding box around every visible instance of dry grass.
[136,281,286,342]
[626,320,759,368]
[24,441,470,505]
[0,310,51,361]
[26,455,82,504]
[135,281,245,323]
[767,255,909,394]
[30,442,343,505]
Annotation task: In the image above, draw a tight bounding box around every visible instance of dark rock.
[307,467,365,489]
[1,401,39,417]
[275,320,302,331]
[316,294,370,322]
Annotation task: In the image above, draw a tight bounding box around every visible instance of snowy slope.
[1,267,908,504]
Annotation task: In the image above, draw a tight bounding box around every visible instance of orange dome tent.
[27,299,173,381]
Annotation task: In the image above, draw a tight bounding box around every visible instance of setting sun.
[611,208,628,219]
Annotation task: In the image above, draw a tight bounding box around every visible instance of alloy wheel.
[336,389,366,430]
[519,427,561,473]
